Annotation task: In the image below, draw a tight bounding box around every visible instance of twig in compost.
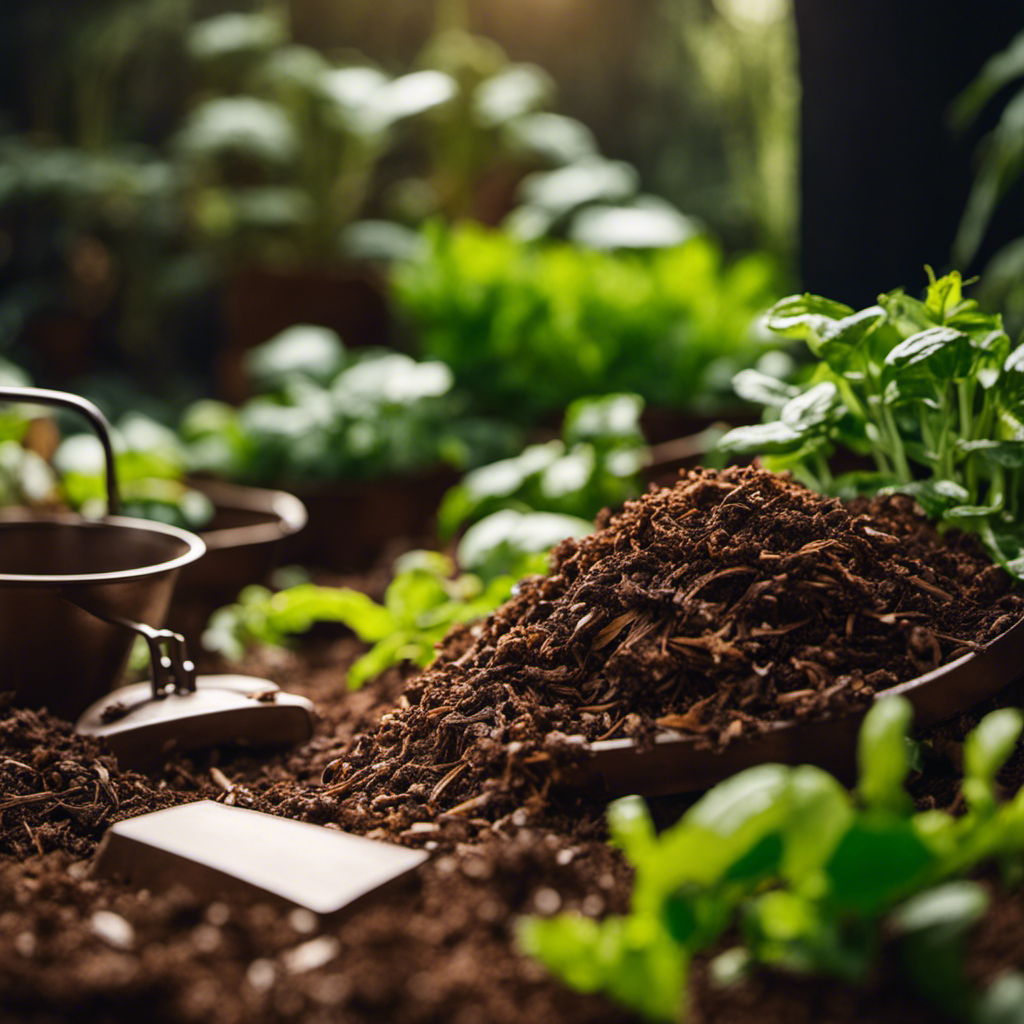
[430,763,468,804]
[0,786,87,811]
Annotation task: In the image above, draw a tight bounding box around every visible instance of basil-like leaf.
[884,326,974,382]
[732,369,799,408]
[717,419,808,455]
[780,382,841,429]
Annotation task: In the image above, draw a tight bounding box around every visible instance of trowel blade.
[76,675,315,768]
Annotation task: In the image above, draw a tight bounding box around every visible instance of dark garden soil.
[4,466,1024,1023]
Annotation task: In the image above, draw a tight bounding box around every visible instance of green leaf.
[857,697,914,814]
[764,293,855,343]
[516,914,686,1024]
[958,439,1024,468]
[963,709,1024,817]
[456,509,590,581]
[884,326,974,382]
[976,972,1024,1024]
[891,881,990,1023]
[687,764,792,837]
[946,499,1004,520]
[881,480,970,520]
[780,766,854,881]
[890,881,989,938]
[268,584,395,642]
[245,324,346,389]
[562,393,644,450]
[779,382,841,430]
[825,818,934,913]
[950,31,1024,130]
[717,419,808,456]
[731,369,799,409]
[384,569,449,625]
[608,796,657,863]
[347,632,427,689]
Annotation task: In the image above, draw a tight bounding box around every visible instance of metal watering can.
[0,386,315,767]
[0,386,206,721]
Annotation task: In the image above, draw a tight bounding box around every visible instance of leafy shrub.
[438,392,647,537]
[718,270,1024,576]
[54,412,213,530]
[393,222,779,421]
[181,325,522,486]
[520,697,1024,1023]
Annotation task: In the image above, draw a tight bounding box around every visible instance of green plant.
[203,549,530,686]
[176,10,589,266]
[394,221,779,421]
[951,29,1024,273]
[181,325,521,485]
[519,697,1024,1022]
[438,393,647,538]
[53,412,213,529]
[718,270,1024,575]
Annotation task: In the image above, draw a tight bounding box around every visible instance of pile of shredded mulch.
[318,466,1023,834]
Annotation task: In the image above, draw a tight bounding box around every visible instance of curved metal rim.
[583,612,1024,794]
[0,513,207,585]
[188,479,308,552]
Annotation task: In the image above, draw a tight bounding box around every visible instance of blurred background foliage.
[0,0,796,398]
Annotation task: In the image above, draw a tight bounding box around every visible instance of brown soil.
[4,466,1024,1024]
[5,652,1024,1024]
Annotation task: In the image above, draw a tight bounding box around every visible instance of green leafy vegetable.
[719,270,1024,576]
[393,221,780,422]
[204,547,537,687]
[521,697,1024,1022]
[438,393,647,537]
[53,413,214,530]
[181,328,522,486]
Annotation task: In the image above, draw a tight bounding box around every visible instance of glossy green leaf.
[717,419,808,455]
[963,709,1024,816]
[731,369,800,408]
[884,326,974,381]
[825,819,934,913]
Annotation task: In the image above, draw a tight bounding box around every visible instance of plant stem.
[881,404,912,483]
[958,380,974,442]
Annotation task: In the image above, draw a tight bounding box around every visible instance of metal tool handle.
[63,593,196,699]
[0,386,120,516]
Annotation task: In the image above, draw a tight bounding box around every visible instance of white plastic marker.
[94,802,428,917]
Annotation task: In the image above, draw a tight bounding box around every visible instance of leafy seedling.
[522,696,1024,1022]
[719,270,1024,577]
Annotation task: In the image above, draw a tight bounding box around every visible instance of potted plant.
[391,220,782,437]
[180,323,523,570]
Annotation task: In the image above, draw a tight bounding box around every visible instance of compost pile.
[321,466,1024,833]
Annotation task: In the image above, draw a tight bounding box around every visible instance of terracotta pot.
[220,264,391,403]
[167,479,307,650]
[280,466,459,573]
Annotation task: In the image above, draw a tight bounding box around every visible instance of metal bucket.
[0,388,205,720]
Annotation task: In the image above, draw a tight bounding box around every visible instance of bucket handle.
[63,594,197,699]
[0,386,120,516]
